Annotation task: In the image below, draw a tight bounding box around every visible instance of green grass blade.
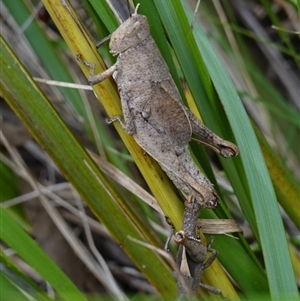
[3,0,84,114]
[0,249,51,300]
[3,0,130,173]
[0,207,88,301]
[182,4,298,300]
[1,271,36,301]
[148,1,298,299]
[0,160,31,232]
[193,21,298,301]
[255,126,300,228]
[88,0,119,32]
[0,35,176,299]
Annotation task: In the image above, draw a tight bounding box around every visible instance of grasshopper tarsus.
[219,143,239,158]
[105,116,135,135]
[76,53,95,71]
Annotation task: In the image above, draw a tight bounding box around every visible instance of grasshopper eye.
[127,21,141,38]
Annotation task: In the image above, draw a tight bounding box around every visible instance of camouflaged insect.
[83,5,238,209]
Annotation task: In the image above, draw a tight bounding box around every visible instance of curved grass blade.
[191,18,298,301]
[0,207,88,301]
[180,2,298,299]
[0,36,176,299]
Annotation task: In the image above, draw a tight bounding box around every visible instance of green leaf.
[0,207,88,301]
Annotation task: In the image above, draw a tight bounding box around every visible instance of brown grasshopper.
[79,4,238,209]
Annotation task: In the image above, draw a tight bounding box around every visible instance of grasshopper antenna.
[133,3,140,16]
[96,34,112,49]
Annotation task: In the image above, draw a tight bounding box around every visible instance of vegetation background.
[1,0,299,300]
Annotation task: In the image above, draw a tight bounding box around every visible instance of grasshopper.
[80,4,238,209]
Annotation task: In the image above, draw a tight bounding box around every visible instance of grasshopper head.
[109,13,150,55]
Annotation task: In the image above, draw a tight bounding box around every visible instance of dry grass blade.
[88,150,164,214]
[197,219,242,234]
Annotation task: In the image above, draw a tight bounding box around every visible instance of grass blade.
[0,35,176,299]
[0,207,88,301]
